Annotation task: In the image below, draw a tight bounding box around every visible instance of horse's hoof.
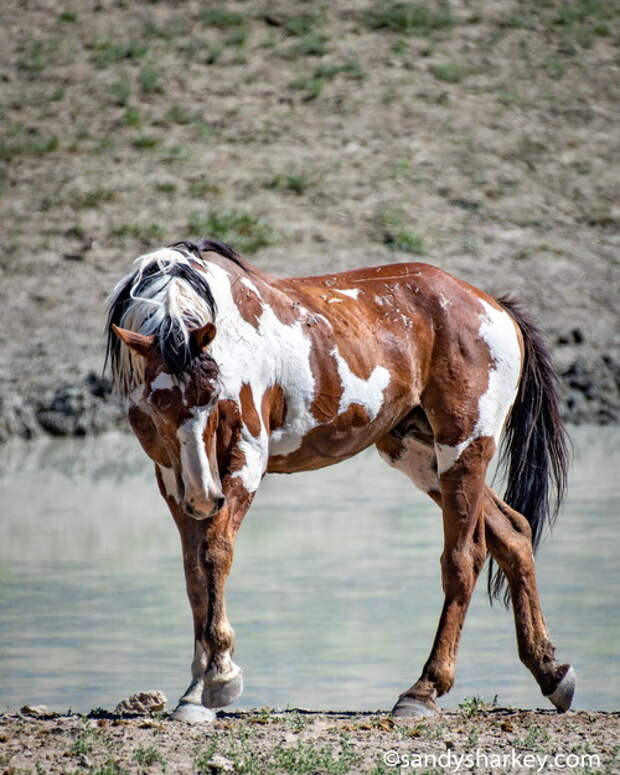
[545,664,576,712]
[392,696,437,718]
[202,671,244,708]
[171,702,216,723]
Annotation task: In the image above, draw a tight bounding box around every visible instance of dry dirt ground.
[1,706,619,775]
[0,0,619,441]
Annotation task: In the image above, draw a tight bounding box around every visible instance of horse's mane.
[105,238,242,397]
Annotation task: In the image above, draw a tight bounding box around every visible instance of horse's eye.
[152,390,173,411]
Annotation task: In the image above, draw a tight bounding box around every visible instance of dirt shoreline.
[1,706,618,775]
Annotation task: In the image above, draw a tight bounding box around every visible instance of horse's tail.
[488,296,570,604]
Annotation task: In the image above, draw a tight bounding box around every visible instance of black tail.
[489,296,570,604]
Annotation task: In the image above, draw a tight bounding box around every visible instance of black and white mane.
[105,238,242,397]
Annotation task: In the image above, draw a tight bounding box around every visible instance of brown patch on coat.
[239,382,261,438]
[230,280,263,329]
[215,399,246,474]
[260,384,287,432]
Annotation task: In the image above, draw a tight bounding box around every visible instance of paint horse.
[106,238,573,722]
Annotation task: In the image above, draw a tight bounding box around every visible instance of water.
[0,427,618,714]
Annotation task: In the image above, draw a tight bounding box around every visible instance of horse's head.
[112,322,225,519]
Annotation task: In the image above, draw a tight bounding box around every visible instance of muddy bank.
[1,705,618,775]
[1,0,619,441]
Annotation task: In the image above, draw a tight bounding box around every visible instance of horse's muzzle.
[183,497,225,520]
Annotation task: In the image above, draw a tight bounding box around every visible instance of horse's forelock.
[105,247,217,396]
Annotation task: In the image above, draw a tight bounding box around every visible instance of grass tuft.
[188,210,277,254]
[380,209,425,254]
[199,7,245,28]
[431,62,467,83]
[363,2,453,35]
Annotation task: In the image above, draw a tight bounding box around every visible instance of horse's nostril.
[215,497,225,512]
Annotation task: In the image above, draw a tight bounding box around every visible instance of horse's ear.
[111,325,155,357]
[191,322,217,352]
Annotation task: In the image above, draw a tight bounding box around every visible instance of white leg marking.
[378,437,439,494]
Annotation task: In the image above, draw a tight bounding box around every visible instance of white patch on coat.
[435,299,522,475]
[339,288,360,299]
[378,437,439,493]
[331,347,390,419]
[150,372,176,393]
[438,292,452,309]
[203,263,317,484]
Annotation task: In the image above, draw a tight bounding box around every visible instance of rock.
[202,754,234,772]
[20,705,49,716]
[114,690,167,715]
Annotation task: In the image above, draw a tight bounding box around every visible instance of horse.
[105,237,573,723]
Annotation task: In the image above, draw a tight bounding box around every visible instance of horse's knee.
[440,544,483,599]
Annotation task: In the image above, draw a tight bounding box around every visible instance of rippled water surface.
[0,426,618,713]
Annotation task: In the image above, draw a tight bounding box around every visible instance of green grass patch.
[16,38,60,77]
[188,210,277,254]
[188,179,221,197]
[0,127,59,161]
[163,104,201,126]
[131,133,159,149]
[58,10,78,23]
[199,7,245,28]
[380,209,425,254]
[363,2,453,35]
[154,181,177,193]
[113,222,165,242]
[280,11,324,36]
[265,167,316,196]
[140,66,164,95]
[70,187,116,209]
[431,62,466,83]
[281,31,330,58]
[290,59,365,99]
[133,745,166,767]
[109,82,131,106]
[92,38,147,68]
[123,106,141,127]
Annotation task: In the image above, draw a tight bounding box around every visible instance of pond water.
[0,426,618,714]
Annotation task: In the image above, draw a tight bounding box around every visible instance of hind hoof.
[392,696,437,718]
[202,671,243,708]
[171,702,216,724]
[545,665,576,712]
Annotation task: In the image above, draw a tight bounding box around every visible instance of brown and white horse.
[106,238,573,722]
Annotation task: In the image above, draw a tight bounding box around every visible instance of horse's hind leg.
[378,428,491,717]
[484,488,575,711]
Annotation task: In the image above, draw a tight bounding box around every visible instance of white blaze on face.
[435,298,522,475]
[338,288,360,299]
[177,410,220,503]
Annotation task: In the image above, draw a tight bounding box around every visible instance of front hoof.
[392,696,437,718]
[545,664,576,712]
[171,702,216,724]
[202,670,243,708]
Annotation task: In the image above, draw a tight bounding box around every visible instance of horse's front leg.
[393,438,491,717]
[157,467,254,722]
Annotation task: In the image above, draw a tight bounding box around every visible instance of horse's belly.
[266,404,401,473]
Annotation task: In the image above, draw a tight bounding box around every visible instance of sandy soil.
[1,706,619,775]
[0,0,618,441]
